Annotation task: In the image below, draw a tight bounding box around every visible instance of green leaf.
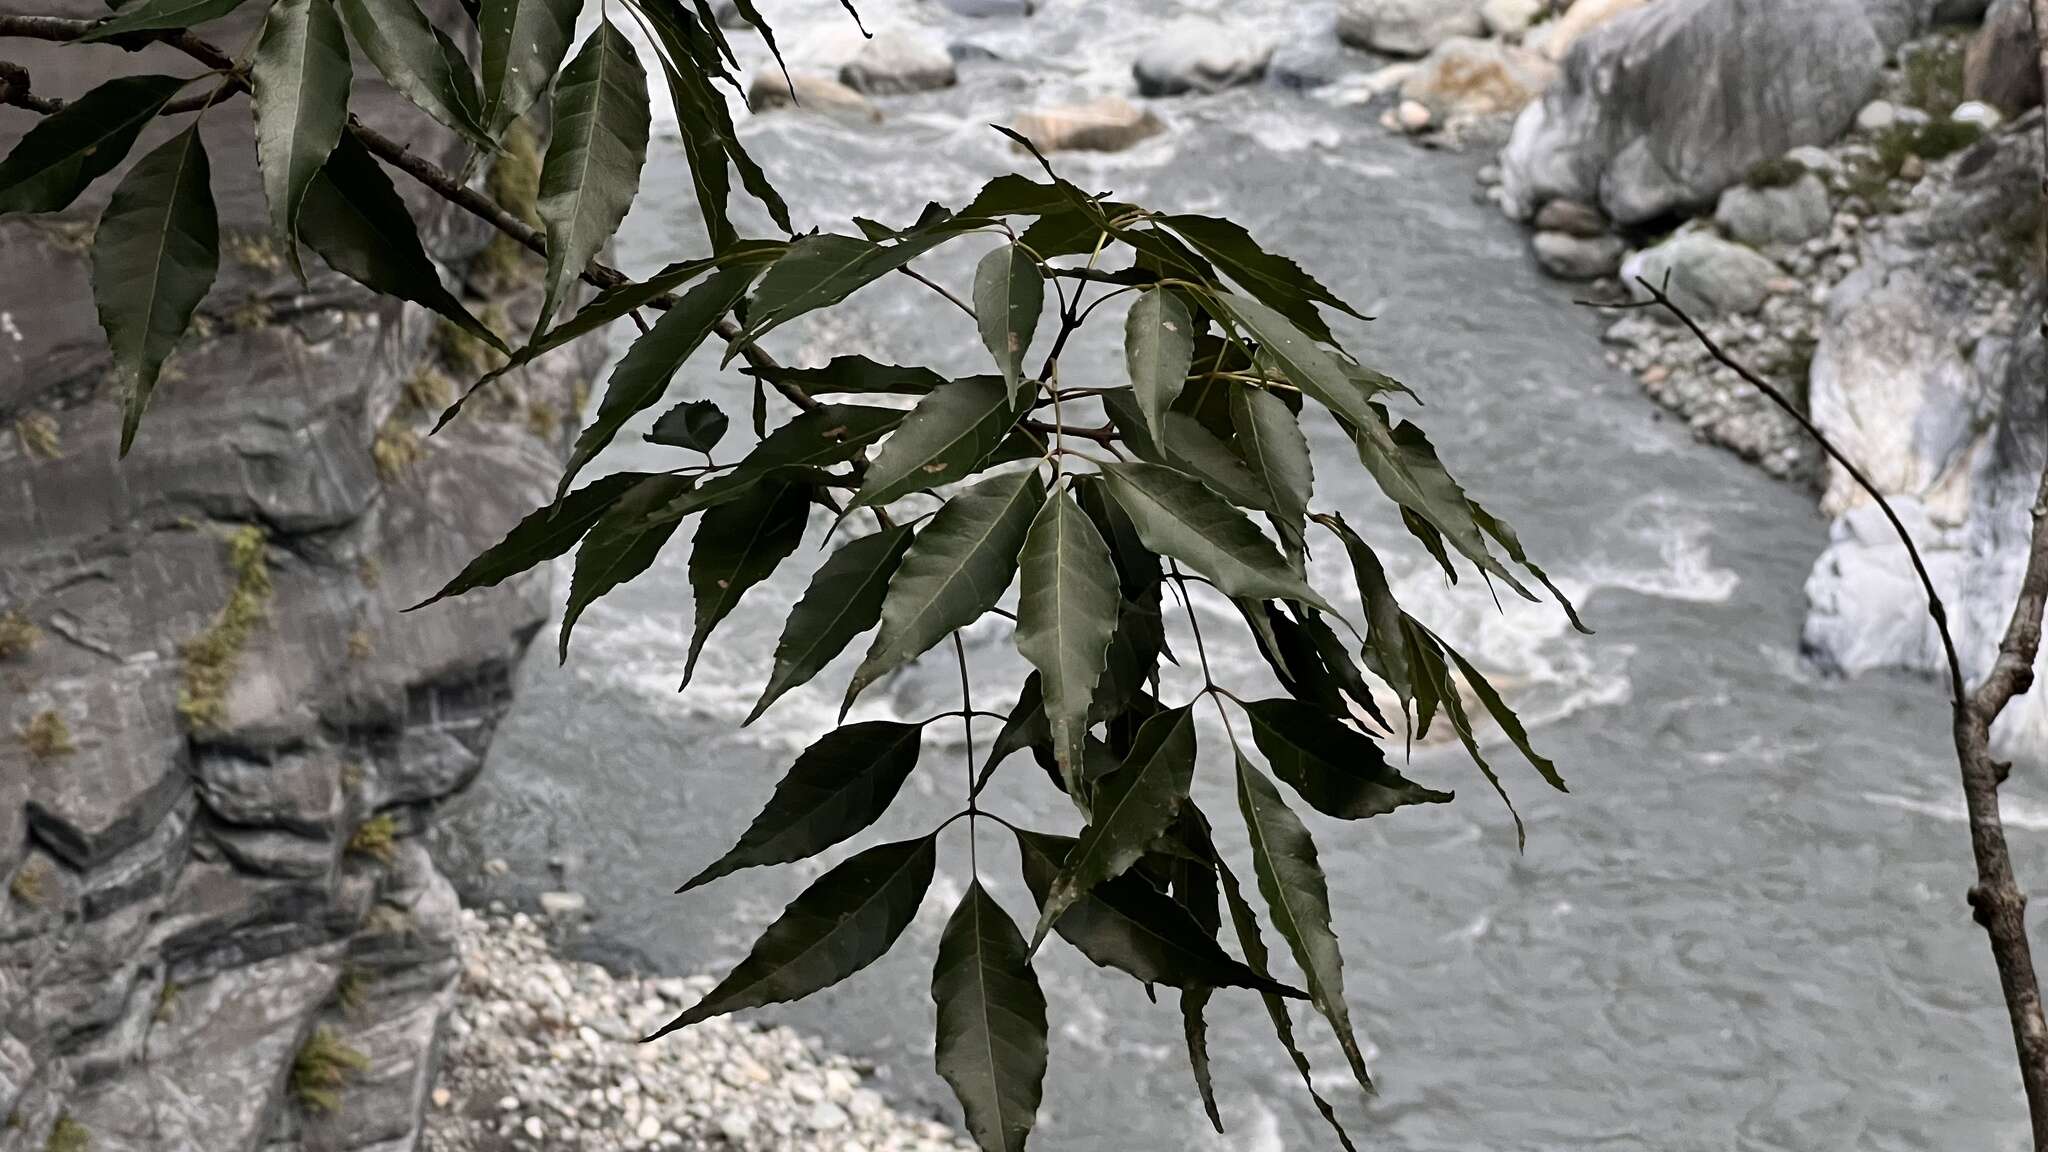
[845,469,1045,714]
[79,0,248,40]
[1017,207,1105,260]
[736,404,905,476]
[1125,288,1193,442]
[683,479,811,684]
[1015,490,1119,792]
[335,0,491,150]
[561,263,758,498]
[533,22,650,337]
[1357,417,1535,600]
[250,0,352,281]
[1216,853,1358,1152]
[647,399,728,451]
[1241,698,1451,819]
[650,835,936,1038]
[91,126,218,456]
[1235,753,1373,1097]
[931,881,1048,1152]
[1099,462,1328,610]
[748,525,915,724]
[1441,641,1566,793]
[734,225,980,355]
[409,471,648,609]
[1160,213,1363,344]
[680,720,924,891]
[1028,705,1197,950]
[1321,513,1412,707]
[972,243,1043,402]
[1182,988,1221,1132]
[300,134,506,358]
[852,376,1026,509]
[957,173,1073,219]
[745,355,944,397]
[478,0,578,137]
[1231,385,1313,545]
[1205,289,1369,427]
[1014,828,1302,997]
[0,75,187,215]
[1470,499,1590,633]
[558,474,694,661]
[1161,412,1269,515]
[979,673,1049,792]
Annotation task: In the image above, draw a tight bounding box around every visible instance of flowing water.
[439,1,2048,1146]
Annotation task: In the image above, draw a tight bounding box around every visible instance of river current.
[440,0,2047,1146]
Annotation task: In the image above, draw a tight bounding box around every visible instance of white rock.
[1132,17,1273,96]
[807,1102,852,1131]
[537,890,586,917]
[1856,99,1897,132]
[1009,97,1165,153]
[1336,0,1485,56]
[1399,36,1555,119]
[499,1095,522,1112]
[523,1116,546,1140]
[637,1115,662,1140]
[1395,99,1433,132]
[1481,0,1544,38]
[1532,0,1648,61]
[839,30,958,95]
[1952,100,2002,130]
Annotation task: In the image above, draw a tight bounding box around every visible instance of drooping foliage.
[8,0,1584,1145]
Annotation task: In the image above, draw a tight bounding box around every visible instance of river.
[437,0,2046,1146]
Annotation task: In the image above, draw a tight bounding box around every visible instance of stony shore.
[422,910,973,1152]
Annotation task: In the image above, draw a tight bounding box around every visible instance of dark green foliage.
[42,3,1583,1141]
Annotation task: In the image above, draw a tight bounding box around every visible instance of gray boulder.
[747,71,884,122]
[1133,19,1274,96]
[1500,0,1886,224]
[1532,231,1627,279]
[1010,97,1166,153]
[1714,173,1833,247]
[1534,197,1609,236]
[941,0,1034,16]
[1965,0,2042,116]
[1621,231,1781,316]
[1336,0,1485,57]
[839,31,958,95]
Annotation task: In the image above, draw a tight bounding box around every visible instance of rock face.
[1500,0,1887,224]
[1399,36,1556,120]
[1801,124,2046,772]
[1714,173,1834,246]
[1620,231,1782,316]
[0,13,597,1152]
[1335,0,1486,57]
[1010,97,1166,153]
[1132,18,1274,97]
[1965,0,2043,116]
[838,31,958,96]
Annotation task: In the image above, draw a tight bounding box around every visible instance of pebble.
[1855,99,1895,132]
[538,891,587,917]
[423,910,975,1152]
[1952,100,2001,131]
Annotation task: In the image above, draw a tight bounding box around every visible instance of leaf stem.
[952,631,979,878]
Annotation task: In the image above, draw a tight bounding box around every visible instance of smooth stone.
[1714,173,1833,247]
[1532,231,1626,279]
[1399,36,1555,119]
[1621,231,1782,317]
[838,31,957,95]
[1533,197,1608,237]
[1335,0,1485,57]
[1132,18,1274,97]
[1481,0,1545,38]
[746,71,883,122]
[1009,97,1165,153]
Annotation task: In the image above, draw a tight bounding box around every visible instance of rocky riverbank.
[422,909,971,1152]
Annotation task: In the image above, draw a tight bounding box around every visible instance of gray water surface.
[440,3,2044,1146]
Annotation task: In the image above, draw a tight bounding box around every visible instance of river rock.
[1500,0,1886,224]
[1481,0,1545,39]
[941,0,1034,16]
[1534,197,1608,236]
[1714,173,1833,247]
[1621,231,1781,317]
[1532,230,1627,279]
[748,71,884,121]
[1529,0,1647,61]
[1859,0,1937,53]
[1133,18,1274,96]
[1965,0,2042,115]
[1336,0,1485,57]
[839,31,958,95]
[1010,97,1165,153]
[1400,36,1556,120]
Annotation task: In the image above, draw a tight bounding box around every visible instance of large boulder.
[1713,172,1833,247]
[1529,0,1649,61]
[1965,0,2042,116]
[1500,0,1887,224]
[1620,231,1782,316]
[839,30,958,95]
[1336,0,1486,57]
[1133,18,1274,96]
[1400,36,1556,119]
[1010,97,1166,153]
